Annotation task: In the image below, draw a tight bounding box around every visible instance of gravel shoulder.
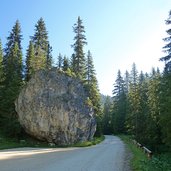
[0,135,132,171]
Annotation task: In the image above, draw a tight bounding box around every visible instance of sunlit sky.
[0,0,171,95]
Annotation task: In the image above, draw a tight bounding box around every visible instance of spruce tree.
[159,10,171,148]
[71,16,87,79]
[112,70,127,134]
[0,40,4,120]
[137,71,149,144]
[57,53,63,70]
[4,20,22,56]
[102,96,113,134]
[126,63,140,139]
[85,50,101,114]
[0,40,3,82]
[3,20,23,75]
[84,50,102,135]
[70,53,76,72]
[1,21,23,136]
[146,68,162,149]
[62,56,69,71]
[46,42,53,69]
[124,70,129,94]
[3,21,23,85]
[31,17,51,70]
[25,41,35,81]
[86,50,96,85]
[159,73,171,148]
[3,42,23,109]
[160,10,171,72]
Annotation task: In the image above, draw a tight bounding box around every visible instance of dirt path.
[0,135,132,171]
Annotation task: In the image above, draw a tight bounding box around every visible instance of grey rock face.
[15,69,96,145]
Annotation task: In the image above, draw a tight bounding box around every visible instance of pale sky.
[0,0,171,95]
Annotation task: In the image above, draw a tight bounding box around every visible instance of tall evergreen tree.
[159,70,171,148]
[4,20,22,56]
[112,70,127,134]
[160,10,171,72]
[124,70,130,94]
[0,40,3,82]
[62,56,69,71]
[126,63,140,139]
[86,50,96,85]
[159,10,171,148]
[71,16,87,79]
[25,41,35,81]
[85,50,101,114]
[136,71,149,144]
[70,53,76,72]
[146,68,162,149]
[46,42,53,69]
[3,20,23,75]
[84,50,102,135]
[57,53,63,70]
[3,21,23,85]
[1,21,23,136]
[0,40,4,120]
[31,17,51,70]
[102,96,113,134]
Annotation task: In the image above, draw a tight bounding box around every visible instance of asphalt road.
[0,135,131,171]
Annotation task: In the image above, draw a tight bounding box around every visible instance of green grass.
[73,135,105,147]
[0,131,105,150]
[0,134,52,150]
[119,135,171,171]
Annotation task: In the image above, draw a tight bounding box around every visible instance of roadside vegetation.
[73,135,105,147]
[0,129,104,150]
[0,131,52,150]
[100,10,171,171]
[120,135,171,171]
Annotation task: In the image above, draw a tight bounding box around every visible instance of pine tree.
[84,50,102,135]
[70,54,75,72]
[1,21,23,136]
[102,96,113,134]
[136,71,149,144]
[159,10,171,148]
[112,70,127,134]
[85,51,101,114]
[3,20,23,74]
[71,16,87,79]
[46,42,53,69]
[0,40,3,82]
[3,21,23,85]
[126,63,140,139]
[57,53,63,70]
[146,68,162,149]
[160,10,171,72]
[4,20,22,56]
[31,17,51,70]
[63,56,69,71]
[0,40,4,120]
[25,41,35,81]
[124,70,130,94]
[159,73,171,148]
[86,50,96,85]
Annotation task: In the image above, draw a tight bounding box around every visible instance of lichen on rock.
[15,68,96,145]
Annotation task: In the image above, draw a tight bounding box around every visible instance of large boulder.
[15,69,96,145]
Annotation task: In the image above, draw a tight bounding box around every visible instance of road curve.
[0,135,131,171]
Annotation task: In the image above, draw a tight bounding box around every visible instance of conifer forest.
[0,9,171,159]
